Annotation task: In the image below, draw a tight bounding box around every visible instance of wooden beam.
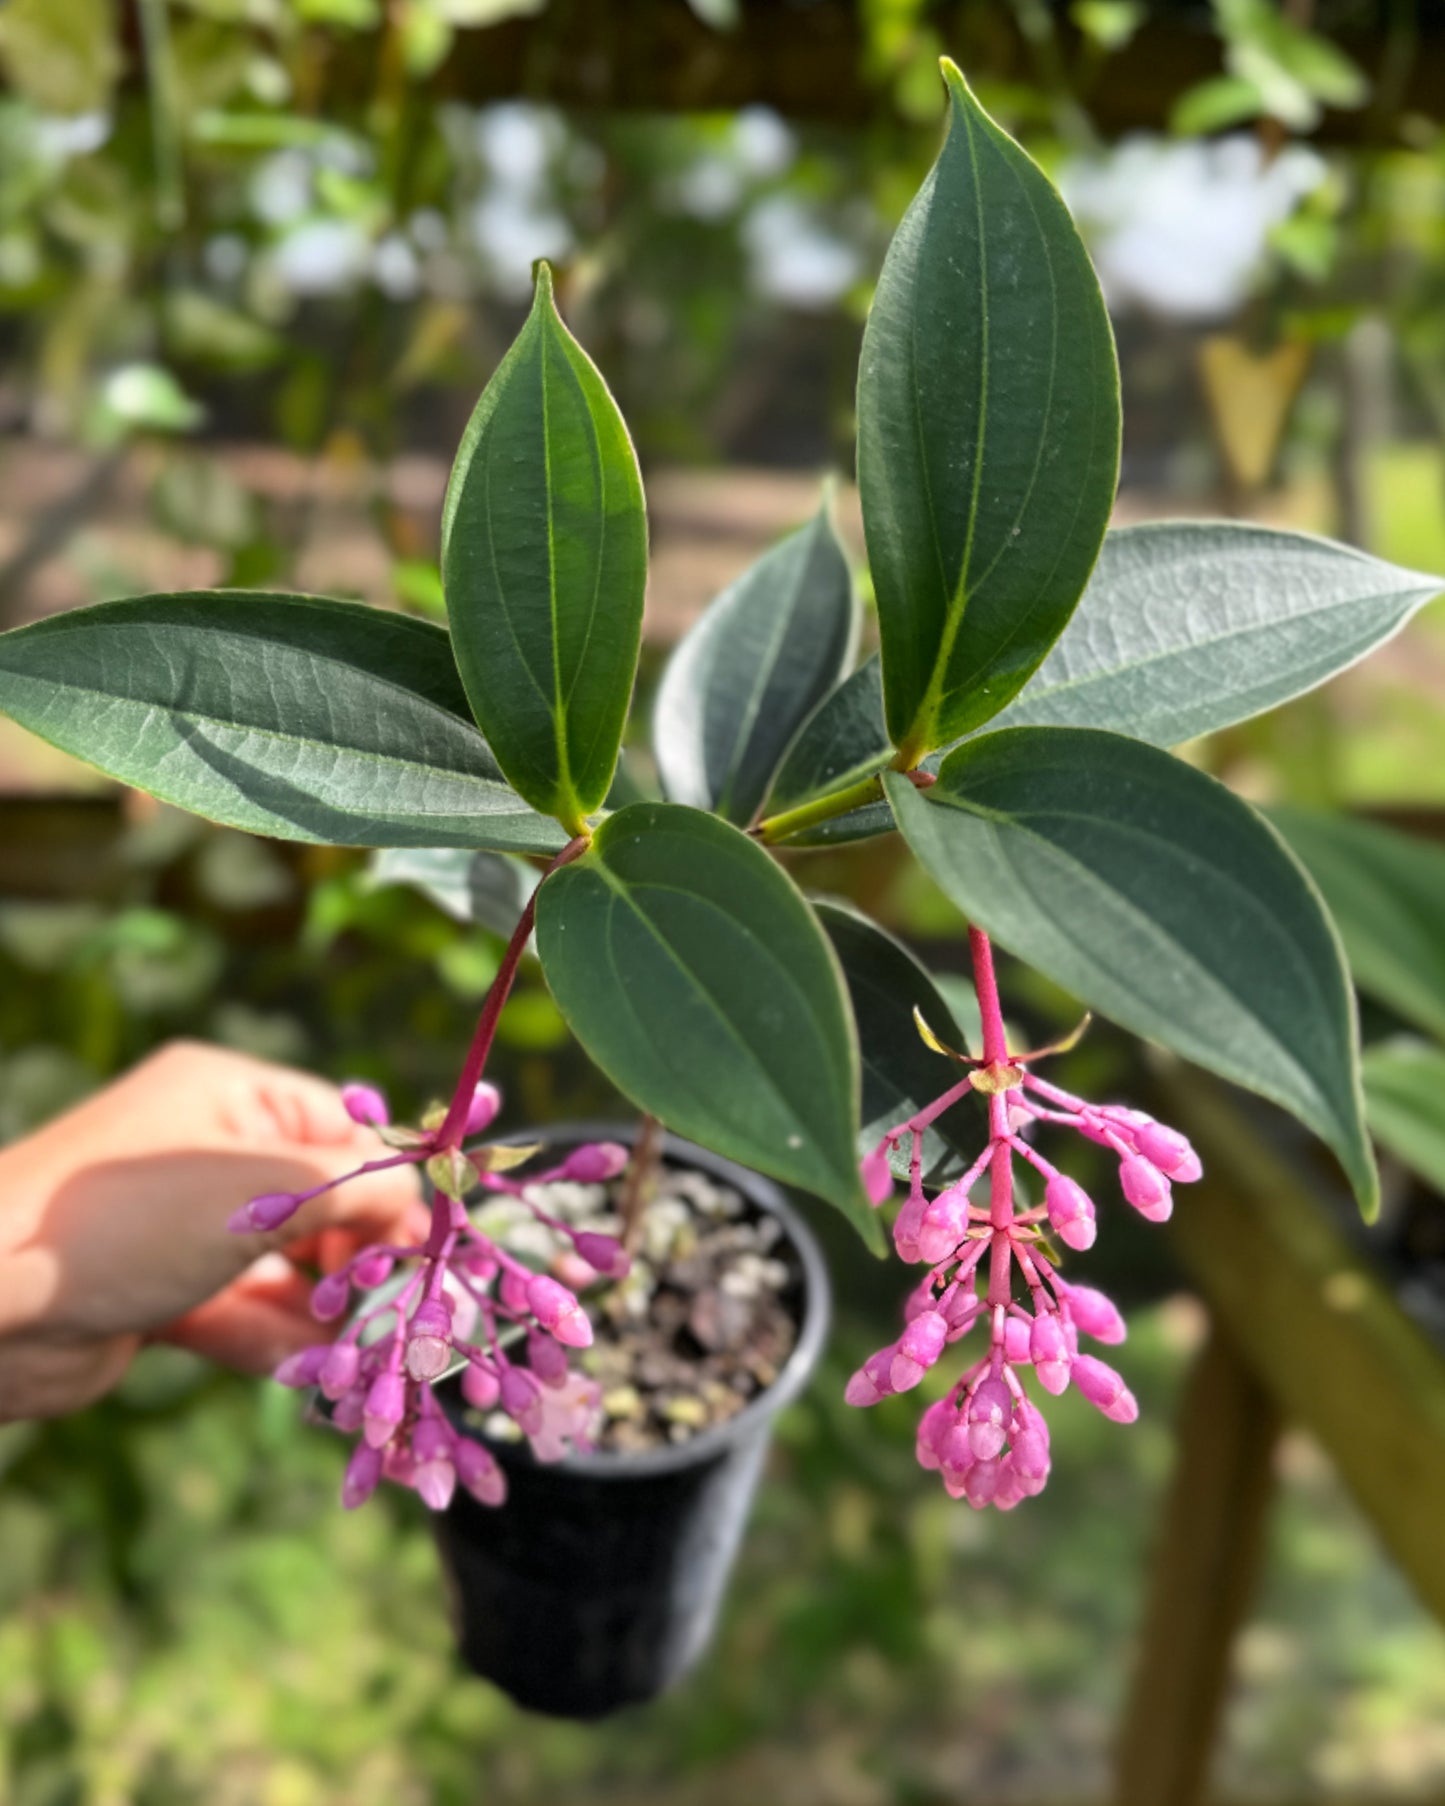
[1163,1077,1445,1626]
[1115,1325,1282,1806]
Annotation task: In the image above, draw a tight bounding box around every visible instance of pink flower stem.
[433,834,591,1151]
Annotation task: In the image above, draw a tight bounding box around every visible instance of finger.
[159,1279,327,1375]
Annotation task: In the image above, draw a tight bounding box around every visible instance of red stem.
[968,926,1008,1067]
[434,834,591,1149]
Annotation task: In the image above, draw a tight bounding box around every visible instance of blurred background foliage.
[3,1,1445,1801]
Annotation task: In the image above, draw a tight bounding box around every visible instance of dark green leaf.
[0,592,565,851]
[441,261,647,830]
[765,656,893,844]
[1268,806,1445,1044]
[996,523,1443,746]
[813,898,985,1181]
[858,59,1119,764]
[654,509,857,826]
[1363,1041,1445,1197]
[885,730,1377,1217]
[366,847,537,935]
[535,802,878,1246]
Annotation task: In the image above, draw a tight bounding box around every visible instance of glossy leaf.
[535,803,878,1246]
[995,523,1444,746]
[654,508,857,825]
[367,847,537,935]
[813,898,985,1181]
[0,592,565,852]
[858,59,1119,764]
[1363,1041,1445,1198]
[765,656,893,844]
[885,730,1377,1217]
[1268,807,1445,1046]
[441,262,647,830]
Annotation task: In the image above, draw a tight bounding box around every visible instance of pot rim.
[461,1119,833,1481]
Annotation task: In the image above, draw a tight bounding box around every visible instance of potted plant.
[0,59,1438,1712]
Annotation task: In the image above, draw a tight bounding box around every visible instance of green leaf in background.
[885,730,1377,1218]
[813,897,984,1182]
[994,523,1444,747]
[857,58,1119,765]
[0,593,566,853]
[654,508,858,826]
[1362,1041,1445,1198]
[535,802,878,1247]
[366,847,537,936]
[1269,807,1445,1045]
[441,261,647,832]
[764,656,892,843]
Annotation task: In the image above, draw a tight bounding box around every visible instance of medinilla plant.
[1,61,1440,1514]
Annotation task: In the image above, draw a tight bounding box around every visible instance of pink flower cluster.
[847,928,1201,1510]
[238,1078,631,1513]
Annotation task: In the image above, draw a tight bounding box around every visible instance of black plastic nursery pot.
[432,1124,832,1719]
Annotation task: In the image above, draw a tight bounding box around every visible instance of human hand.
[0,1041,425,1421]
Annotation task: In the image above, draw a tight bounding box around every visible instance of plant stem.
[434,834,590,1148]
[754,771,886,845]
[617,1112,665,1254]
[968,927,1008,1066]
[970,927,1017,1309]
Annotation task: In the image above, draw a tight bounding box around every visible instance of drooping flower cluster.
[236,1077,632,1514]
[847,928,1200,1510]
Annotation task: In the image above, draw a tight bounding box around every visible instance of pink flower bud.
[1060,1281,1126,1345]
[1045,1173,1097,1251]
[1003,1315,1031,1364]
[310,1270,352,1322]
[1133,1120,1201,1183]
[461,1360,500,1410]
[499,1365,543,1433]
[844,1347,895,1407]
[413,1459,456,1511]
[890,1310,948,1392]
[526,1275,592,1348]
[892,1187,927,1263]
[231,1190,303,1235]
[860,1143,895,1206]
[464,1082,502,1137]
[991,1459,1027,1510]
[1119,1155,1172,1222]
[351,1249,395,1289]
[903,1276,939,1322]
[412,1416,453,1465]
[341,1082,389,1128]
[1010,1400,1050,1487]
[404,1297,453,1381]
[1072,1354,1139,1423]
[915,1398,953,1471]
[499,1268,531,1315]
[939,1422,974,1486]
[273,1345,329,1389]
[967,1376,1012,1461]
[342,1441,383,1510]
[559,1141,629,1182]
[332,1388,366,1432]
[1029,1311,1072,1395]
[363,1371,406,1447]
[962,1456,1001,1508]
[527,1327,570,1386]
[916,1186,970,1265]
[319,1340,361,1400]
[943,1286,982,1338]
[571,1231,630,1278]
[454,1437,507,1506]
